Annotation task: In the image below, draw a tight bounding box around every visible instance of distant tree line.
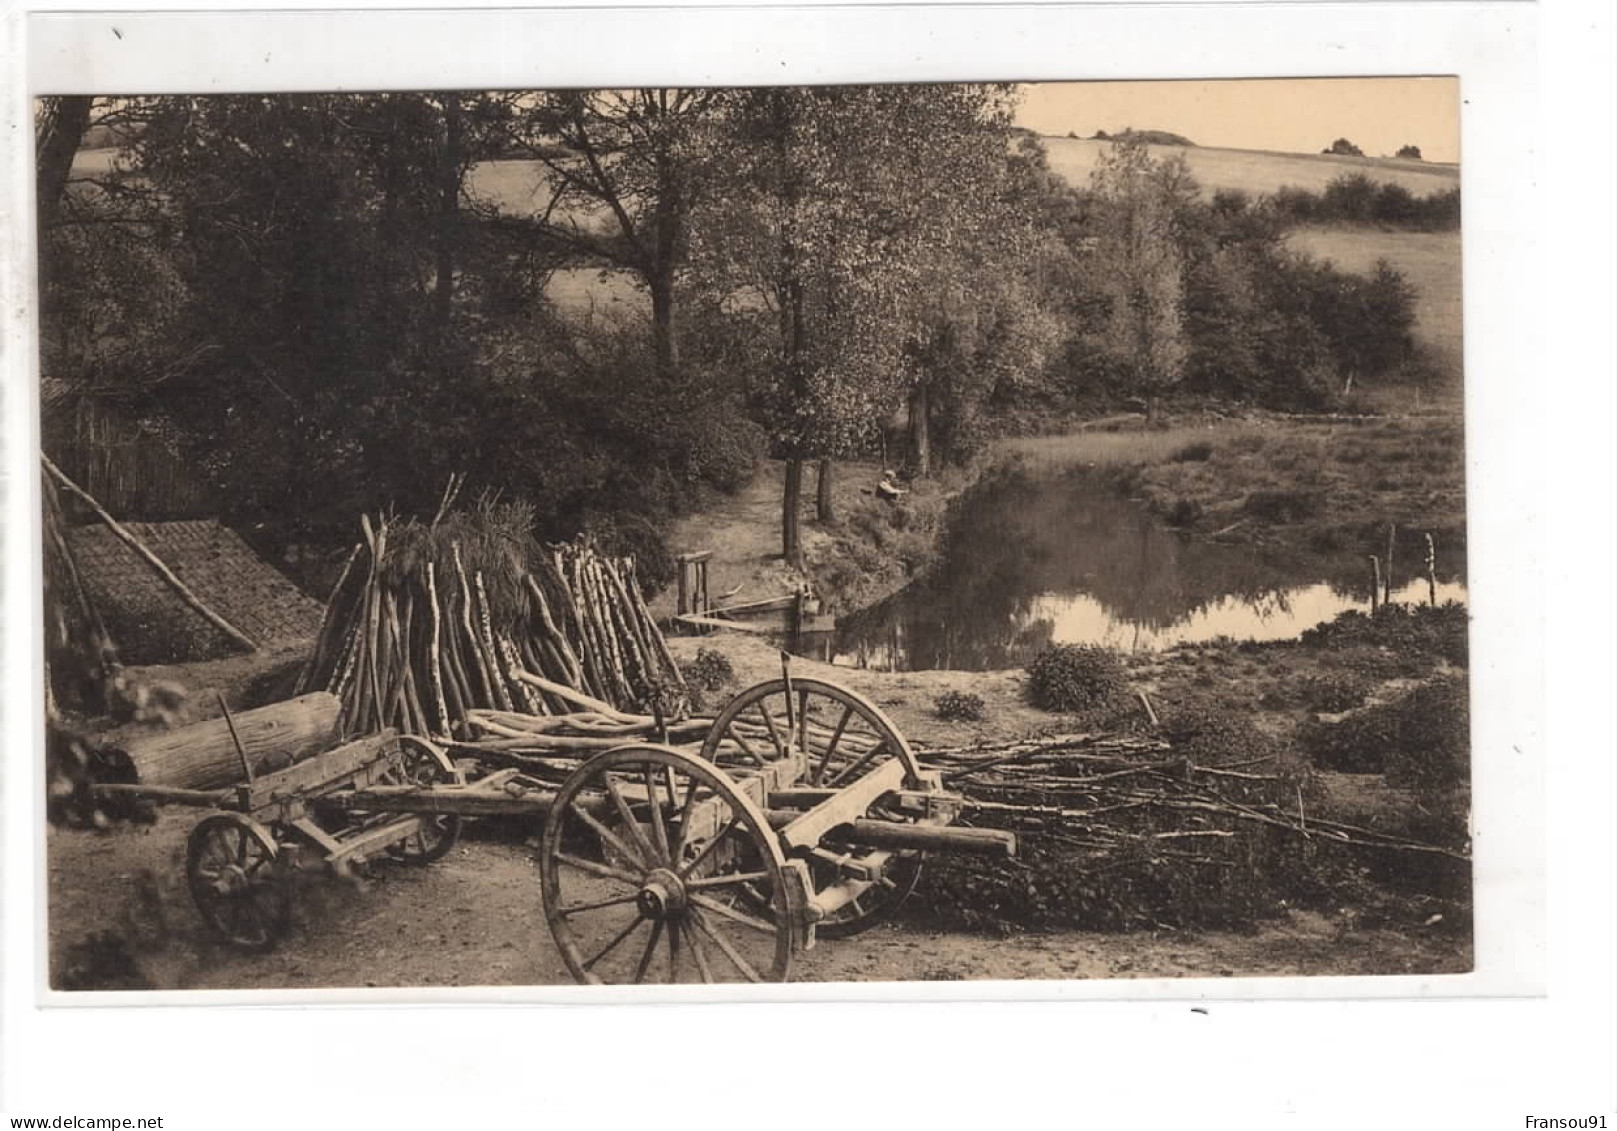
[1270,173,1461,230]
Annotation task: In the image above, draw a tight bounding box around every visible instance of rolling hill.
[1038,135,1460,200]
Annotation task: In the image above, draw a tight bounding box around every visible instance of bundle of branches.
[296,503,686,739]
[914,733,1470,931]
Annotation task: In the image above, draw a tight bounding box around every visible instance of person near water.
[876,469,908,502]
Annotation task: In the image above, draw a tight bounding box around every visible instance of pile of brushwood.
[296,503,685,739]
[913,727,1467,932]
[438,688,1469,934]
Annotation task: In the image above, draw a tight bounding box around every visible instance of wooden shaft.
[826,819,1017,857]
[216,692,254,784]
[91,783,236,808]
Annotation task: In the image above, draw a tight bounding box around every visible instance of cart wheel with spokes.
[701,677,928,934]
[540,744,802,985]
[813,847,925,939]
[700,676,925,789]
[380,735,464,864]
[186,813,292,952]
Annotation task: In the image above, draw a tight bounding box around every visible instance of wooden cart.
[95,676,1014,984]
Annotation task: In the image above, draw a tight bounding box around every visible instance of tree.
[703,85,1019,564]
[1322,172,1377,222]
[902,133,1068,474]
[1087,136,1194,422]
[123,94,514,540]
[1396,144,1423,160]
[1323,138,1364,157]
[506,90,730,382]
[34,97,94,234]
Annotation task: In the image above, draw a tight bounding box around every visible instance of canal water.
[789,463,1466,672]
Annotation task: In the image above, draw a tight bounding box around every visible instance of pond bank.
[655,410,1467,653]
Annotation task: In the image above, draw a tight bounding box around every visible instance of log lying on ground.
[97,692,342,790]
[297,505,687,739]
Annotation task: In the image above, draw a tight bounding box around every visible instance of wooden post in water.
[1384,524,1397,606]
[1369,555,1382,614]
[1428,536,1439,605]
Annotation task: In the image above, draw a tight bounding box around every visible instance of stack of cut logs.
[296,508,685,739]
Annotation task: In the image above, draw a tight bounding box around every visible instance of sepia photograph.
[32,75,1476,993]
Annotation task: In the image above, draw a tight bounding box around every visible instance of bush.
[1300,675,1469,782]
[1026,644,1127,712]
[1296,671,1372,713]
[1299,602,1469,668]
[1382,677,1470,793]
[1164,497,1204,527]
[1170,440,1214,462]
[933,690,987,722]
[682,647,735,694]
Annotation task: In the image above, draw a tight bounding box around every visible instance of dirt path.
[650,456,960,622]
[47,817,1466,992]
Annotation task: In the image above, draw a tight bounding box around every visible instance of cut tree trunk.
[816,458,835,523]
[102,692,342,790]
[782,458,804,568]
[909,385,932,478]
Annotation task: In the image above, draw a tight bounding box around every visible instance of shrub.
[681,647,736,711]
[1158,701,1292,771]
[1026,644,1127,712]
[1170,440,1214,462]
[682,647,735,693]
[1297,671,1372,713]
[934,690,987,722]
[1300,674,1469,783]
[1382,677,1470,793]
[1164,498,1204,527]
[1300,602,1469,668]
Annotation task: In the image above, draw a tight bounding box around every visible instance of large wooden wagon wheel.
[540,745,801,984]
[701,677,928,937]
[186,813,292,952]
[381,735,464,864]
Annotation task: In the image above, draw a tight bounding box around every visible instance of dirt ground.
[47,630,1469,992]
[46,809,1466,993]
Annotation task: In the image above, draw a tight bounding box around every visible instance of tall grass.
[1000,424,1262,471]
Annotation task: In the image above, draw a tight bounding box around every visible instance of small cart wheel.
[186,813,291,952]
[814,850,924,939]
[380,735,465,864]
[700,677,926,789]
[541,744,800,985]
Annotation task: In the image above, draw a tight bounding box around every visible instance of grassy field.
[1005,411,1467,576]
[1039,135,1460,199]
[1288,225,1464,377]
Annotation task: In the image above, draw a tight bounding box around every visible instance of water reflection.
[793,464,1467,672]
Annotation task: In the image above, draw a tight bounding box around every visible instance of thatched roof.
[65,521,323,665]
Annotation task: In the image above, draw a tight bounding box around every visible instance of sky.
[1016,78,1460,163]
